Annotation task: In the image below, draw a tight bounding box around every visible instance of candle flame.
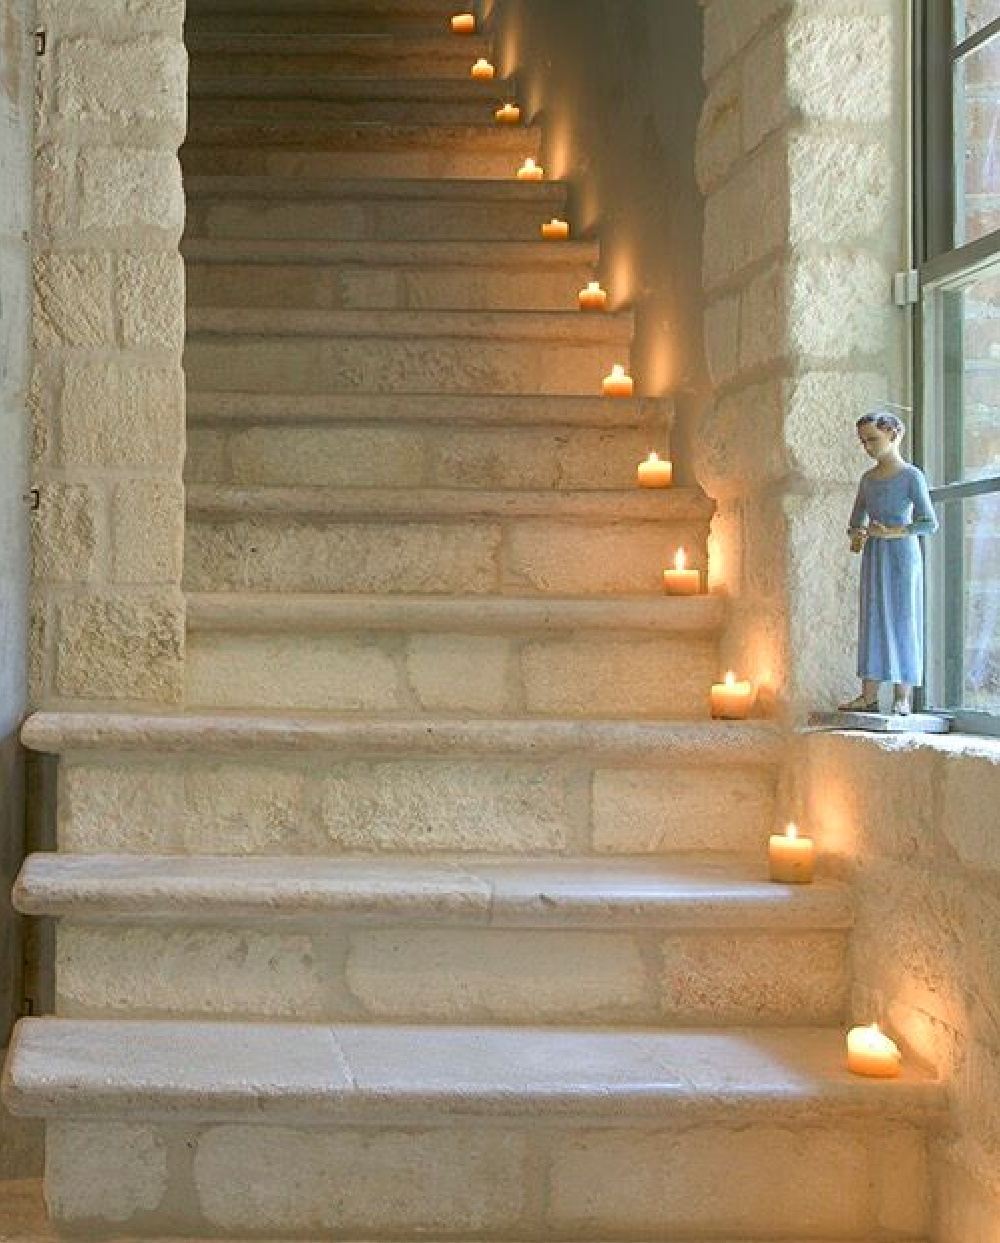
[674,548,686,571]
[611,364,625,378]
[522,158,537,171]
[587,281,602,292]
[787,824,798,840]
[647,451,659,463]
[724,671,736,686]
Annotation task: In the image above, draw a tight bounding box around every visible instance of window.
[917,0,1000,730]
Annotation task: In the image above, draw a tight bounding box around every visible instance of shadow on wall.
[491,0,708,484]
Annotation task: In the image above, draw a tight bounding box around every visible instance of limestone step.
[182,486,710,595]
[25,711,781,856]
[183,240,599,312]
[183,308,632,397]
[21,853,850,1025]
[182,593,721,716]
[185,0,469,36]
[2,1019,939,1238]
[188,82,513,125]
[186,390,668,430]
[185,32,494,79]
[184,175,567,241]
[181,122,540,180]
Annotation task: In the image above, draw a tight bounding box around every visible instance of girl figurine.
[840,410,939,716]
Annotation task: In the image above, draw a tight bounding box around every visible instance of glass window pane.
[955,0,1000,43]
[955,31,1000,244]
[937,262,1000,481]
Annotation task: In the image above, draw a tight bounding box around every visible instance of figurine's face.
[857,422,897,460]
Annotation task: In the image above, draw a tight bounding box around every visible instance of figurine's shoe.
[892,699,911,716]
[838,695,880,712]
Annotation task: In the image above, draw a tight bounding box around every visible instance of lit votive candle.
[602,364,633,397]
[847,1023,902,1078]
[517,157,543,180]
[451,12,476,32]
[541,217,570,240]
[663,548,701,596]
[578,280,608,311]
[495,102,521,124]
[471,58,495,79]
[768,823,815,884]
[637,451,673,489]
[710,670,754,719]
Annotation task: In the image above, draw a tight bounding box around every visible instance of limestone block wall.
[29,0,187,706]
[695,0,909,715]
[796,733,1000,1243]
[491,0,708,481]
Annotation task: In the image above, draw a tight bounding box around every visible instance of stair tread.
[186,592,724,634]
[188,32,492,53]
[185,483,708,522]
[182,238,600,266]
[3,1019,941,1124]
[15,852,852,930]
[184,120,538,146]
[186,390,667,428]
[183,174,565,201]
[188,75,514,100]
[20,712,783,760]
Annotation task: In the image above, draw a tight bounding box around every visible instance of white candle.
[637,451,673,488]
[471,58,495,79]
[663,548,701,596]
[578,281,608,311]
[602,364,633,397]
[495,102,521,124]
[710,670,754,719]
[451,12,476,32]
[846,1023,902,1078]
[768,823,815,884]
[541,218,569,240]
[517,157,544,180]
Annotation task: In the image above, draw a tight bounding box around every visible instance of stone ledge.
[182,238,601,267]
[802,726,1000,761]
[20,712,783,761]
[188,75,516,102]
[2,1020,941,1125]
[183,174,568,203]
[14,852,852,930]
[183,119,542,152]
[186,31,493,57]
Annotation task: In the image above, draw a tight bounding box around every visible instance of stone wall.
[29,0,188,706]
[795,732,1000,1243]
[491,0,708,482]
[695,0,909,716]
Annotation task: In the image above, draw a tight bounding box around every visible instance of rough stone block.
[702,0,789,80]
[111,478,184,585]
[740,22,787,151]
[406,636,509,714]
[703,140,787,289]
[740,261,785,371]
[78,148,184,236]
[789,134,892,247]
[703,293,740,386]
[789,251,889,360]
[59,359,184,469]
[33,252,114,347]
[60,762,184,853]
[116,251,185,351]
[31,482,98,585]
[46,1121,167,1225]
[56,35,186,133]
[786,13,894,123]
[695,65,741,193]
[221,427,427,488]
[591,766,776,854]
[784,370,885,483]
[694,379,786,498]
[54,593,184,701]
[938,743,1000,874]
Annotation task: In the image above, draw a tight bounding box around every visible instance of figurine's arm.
[847,481,867,533]
[907,467,939,536]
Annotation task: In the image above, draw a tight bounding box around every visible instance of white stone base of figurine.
[810,710,951,734]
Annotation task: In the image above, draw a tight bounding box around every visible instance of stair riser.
[187,16,469,36]
[55,922,849,1026]
[181,145,536,179]
[58,758,777,857]
[183,517,708,595]
[185,426,654,490]
[187,42,492,78]
[188,97,507,124]
[185,260,594,312]
[184,632,718,717]
[182,337,624,397]
[44,1117,927,1239]
[185,197,566,241]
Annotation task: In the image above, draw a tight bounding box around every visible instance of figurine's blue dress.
[847,465,938,685]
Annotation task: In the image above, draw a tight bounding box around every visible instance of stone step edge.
[183,120,535,141]
[14,852,853,931]
[185,307,630,340]
[184,485,709,523]
[182,239,601,267]
[2,1020,941,1127]
[19,713,783,761]
[183,175,566,201]
[185,592,725,636]
[185,391,670,429]
[187,33,492,52]
[187,76,516,100]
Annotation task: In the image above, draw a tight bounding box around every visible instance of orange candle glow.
[602,364,633,397]
[637,451,673,488]
[451,13,476,32]
[495,102,521,124]
[663,548,701,596]
[541,218,570,240]
[578,280,608,311]
[768,823,815,884]
[847,1023,902,1078]
[710,671,754,719]
[471,58,495,79]
[517,157,544,180]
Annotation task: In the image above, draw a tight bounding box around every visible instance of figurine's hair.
[856,411,905,437]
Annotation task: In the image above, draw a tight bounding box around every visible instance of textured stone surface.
[31,483,98,585]
[33,252,114,347]
[111,478,185,584]
[46,1121,167,1225]
[78,148,184,235]
[53,595,184,701]
[59,360,184,469]
[116,251,185,351]
[55,34,186,132]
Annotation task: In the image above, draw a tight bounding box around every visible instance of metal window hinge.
[893,268,919,307]
[23,487,40,510]
[34,28,46,55]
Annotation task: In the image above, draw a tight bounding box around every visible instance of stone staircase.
[2,1,940,1239]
